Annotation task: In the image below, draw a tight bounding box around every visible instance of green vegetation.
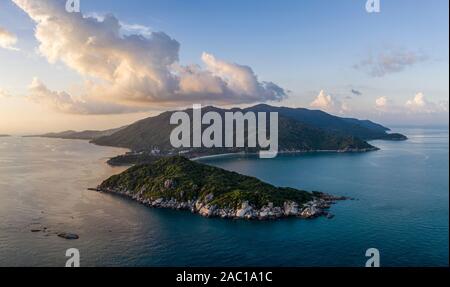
[93,105,384,153]
[32,105,406,155]
[107,153,162,166]
[99,156,313,209]
[276,117,374,151]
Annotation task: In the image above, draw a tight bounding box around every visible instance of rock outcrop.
[96,187,347,221]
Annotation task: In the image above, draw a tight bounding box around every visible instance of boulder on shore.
[236,201,253,218]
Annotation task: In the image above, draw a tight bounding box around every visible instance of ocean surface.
[0,128,448,267]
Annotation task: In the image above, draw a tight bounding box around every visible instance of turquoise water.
[0,128,448,266]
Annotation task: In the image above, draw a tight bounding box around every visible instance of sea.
[0,128,448,267]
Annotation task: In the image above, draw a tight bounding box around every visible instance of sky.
[0,0,448,134]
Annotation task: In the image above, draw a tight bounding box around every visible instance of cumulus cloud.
[354,49,427,77]
[310,90,334,110]
[375,96,388,109]
[406,93,427,109]
[120,23,153,37]
[28,78,145,114]
[0,26,19,51]
[0,88,12,99]
[310,90,349,114]
[85,12,153,37]
[373,93,448,116]
[405,93,447,114]
[12,0,287,114]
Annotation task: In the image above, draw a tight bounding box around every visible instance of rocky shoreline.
[91,187,349,220]
[107,147,379,167]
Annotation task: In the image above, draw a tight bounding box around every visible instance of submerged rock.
[57,233,79,240]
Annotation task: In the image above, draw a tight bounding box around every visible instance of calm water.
[0,128,448,267]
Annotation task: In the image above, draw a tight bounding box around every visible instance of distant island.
[28,104,407,165]
[0,134,10,137]
[24,126,126,140]
[95,156,348,220]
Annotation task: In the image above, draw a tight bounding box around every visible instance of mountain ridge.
[91,104,405,155]
[245,104,405,140]
[25,126,127,140]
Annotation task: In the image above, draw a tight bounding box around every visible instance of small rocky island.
[96,156,348,220]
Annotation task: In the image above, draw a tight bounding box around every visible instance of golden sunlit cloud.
[310,90,349,114]
[28,78,146,114]
[375,96,388,109]
[0,88,12,99]
[405,93,449,114]
[12,0,287,115]
[0,26,19,51]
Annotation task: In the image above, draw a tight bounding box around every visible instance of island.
[27,104,407,166]
[92,104,406,165]
[0,134,10,137]
[24,126,126,140]
[95,156,348,220]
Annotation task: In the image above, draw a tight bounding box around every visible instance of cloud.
[405,92,448,114]
[85,12,153,37]
[310,90,334,110]
[310,90,349,114]
[406,93,427,109]
[28,78,145,114]
[438,101,449,113]
[0,88,12,99]
[0,26,19,51]
[351,89,363,96]
[340,102,351,113]
[354,49,427,77]
[12,0,287,114]
[120,23,153,37]
[375,96,388,109]
[373,93,448,116]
